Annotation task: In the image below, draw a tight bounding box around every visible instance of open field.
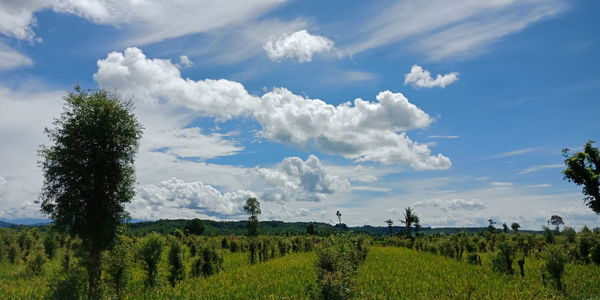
[2,236,599,300]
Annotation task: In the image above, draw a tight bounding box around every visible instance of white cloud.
[255,155,350,202]
[404,65,458,88]
[178,55,193,68]
[134,178,256,218]
[0,44,32,70]
[526,184,552,189]
[489,181,513,187]
[0,0,285,45]
[414,198,486,211]
[264,30,334,62]
[486,147,540,159]
[429,135,459,139]
[143,127,243,159]
[348,0,567,60]
[518,164,563,175]
[95,48,450,169]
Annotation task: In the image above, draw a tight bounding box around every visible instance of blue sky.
[0,0,598,229]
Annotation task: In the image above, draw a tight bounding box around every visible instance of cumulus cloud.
[95,48,451,169]
[134,178,256,218]
[414,198,486,211]
[404,65,458,88]
[264,30,334,62]
[255,155,350,202]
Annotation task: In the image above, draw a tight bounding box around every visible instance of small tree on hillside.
[38,88,142,299]
[502,223,509,233]
[562,141,600,214]
[336,211,342,225]
[487,219,497,233]
[244,198,261,236]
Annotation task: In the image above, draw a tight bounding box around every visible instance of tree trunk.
[88,248,102,300]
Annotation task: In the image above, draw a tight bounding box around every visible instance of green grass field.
[2,246,599,299]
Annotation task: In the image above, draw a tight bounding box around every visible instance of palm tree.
[400,207,419,238]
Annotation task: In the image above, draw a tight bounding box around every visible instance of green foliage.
[39,88,143,299]
[140,233,165,287]
[167,240,185,286]
[43,231,58,259]
[490,241,515,275]
[199,246,224,276]
[104,236,133,298]
[25,247,47,276]
[562,140,600,214]
[8,243,19,264]
[244,198,261,236]
[184,218,205,235]
[542,244,567,292]
[591,243,600,265]
[310,235,370,300]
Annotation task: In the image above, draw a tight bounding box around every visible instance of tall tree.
[38,88,142,299]
[243,198,261,236]
[184,218,205,235]
[562,140,600,214]
[400,207,419,238]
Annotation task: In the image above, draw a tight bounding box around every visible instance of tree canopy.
[562,140,600,214]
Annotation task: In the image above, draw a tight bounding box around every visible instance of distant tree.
[562,141,600,214]
[487,219,497,233]
[38,88,142,299]
[502,223,509,233]
[549,215,564,233]
[511,222,520,233]
[336,211,342,225]
[244,198,261,236]
[184,219,205,235]
[400,207,419,238]
[306,223,316,235]
[414,221,422,237]
[385,219,394,235]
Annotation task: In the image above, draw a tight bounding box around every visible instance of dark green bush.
[139,233,164,287]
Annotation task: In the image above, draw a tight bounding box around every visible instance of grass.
[356,246,600,300]
[1,246,599,299]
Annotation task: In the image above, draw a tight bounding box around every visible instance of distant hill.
[0,220,14,228]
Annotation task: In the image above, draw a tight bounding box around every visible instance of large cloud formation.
[94,47,451,170]
[256,155,350,202]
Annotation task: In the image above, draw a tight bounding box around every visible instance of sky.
[0,0,599,229]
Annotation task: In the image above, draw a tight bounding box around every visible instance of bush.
[8,243,19,264]
[200,246,223,276]
[140,233,164,287]
[168,240,185,286]
[26,248,47,276]
[105,236,133,298]
[542,245,566,292]
[43,232,59,259]
[466,253,481,265]
[490,241,515,275]
[591,243,600,265]
[310,235,369,300]
[45,267,87,300]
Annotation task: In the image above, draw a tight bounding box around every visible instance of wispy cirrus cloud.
[518,164,563,175]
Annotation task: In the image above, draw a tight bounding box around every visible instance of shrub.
[578,232,595,264]
[542,245,566,292]
[140,233,164,287]
[168,240,185,286]
[8,243,19,264]
[26,247,47,276]
[591,243,600,265]
[200,246,223,276]
[105,236,133,298]
[490,241,515,275]
[310,235,369,300]
[466,253,481,265]
[43,232,59,259]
